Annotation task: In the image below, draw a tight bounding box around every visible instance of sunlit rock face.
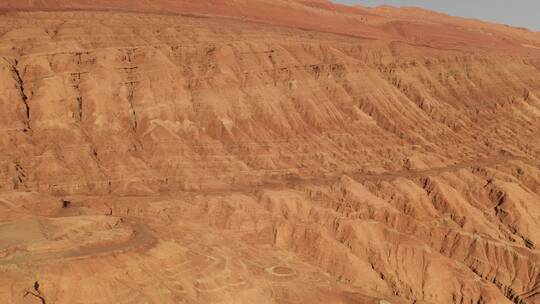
[0,1,539,303]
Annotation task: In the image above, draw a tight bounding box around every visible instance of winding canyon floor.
[1,2,540,304]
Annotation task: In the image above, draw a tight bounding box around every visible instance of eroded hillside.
[1,2,540,304]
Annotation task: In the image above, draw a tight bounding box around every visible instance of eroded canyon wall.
[1,3,540,304]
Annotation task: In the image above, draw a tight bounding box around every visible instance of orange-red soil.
[1,1,540,303]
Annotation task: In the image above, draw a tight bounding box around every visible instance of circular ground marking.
[266,266,296,277]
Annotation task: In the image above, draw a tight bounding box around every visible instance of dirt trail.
[0,221,156,266]
[245,155,536,193]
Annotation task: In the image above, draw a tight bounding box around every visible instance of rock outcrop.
[0,1,539,303]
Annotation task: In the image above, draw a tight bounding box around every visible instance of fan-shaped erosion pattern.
[0,1,540,303]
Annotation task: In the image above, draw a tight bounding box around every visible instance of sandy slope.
[0,1,540,303]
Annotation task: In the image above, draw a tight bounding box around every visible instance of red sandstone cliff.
[0,1,540,303]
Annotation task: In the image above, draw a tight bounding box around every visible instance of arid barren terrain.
[1,0,540,303]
